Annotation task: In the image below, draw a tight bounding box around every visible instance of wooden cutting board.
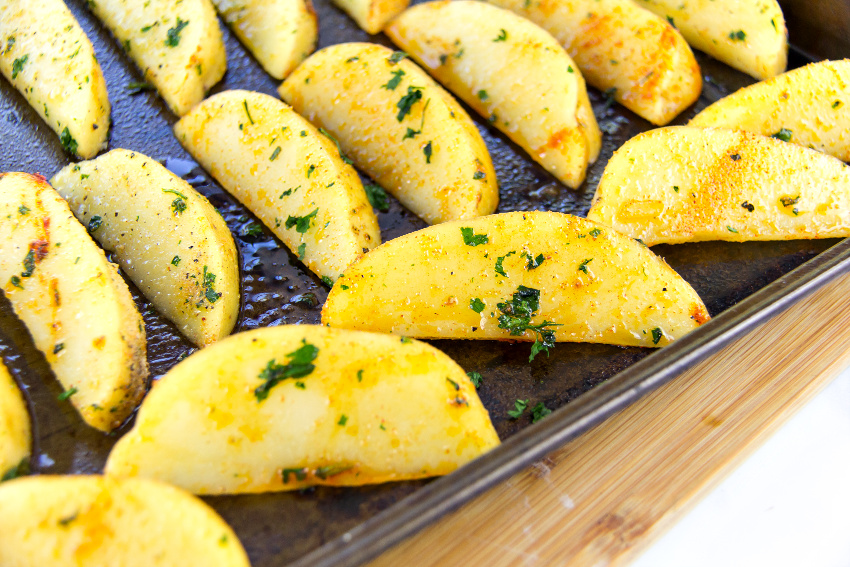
[369,270,850,566]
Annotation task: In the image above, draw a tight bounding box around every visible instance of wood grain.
[369,270,850,567]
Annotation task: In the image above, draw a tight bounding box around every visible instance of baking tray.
[0,1,848,566]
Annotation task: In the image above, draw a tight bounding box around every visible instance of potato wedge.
[483,0,701,125]
[385,0,601,189]
[105,325,499,494]
[0,360,30,482]
[323,211,709,350]
[87,0,226,115]
[0,172,147,432]
[332,0,408,35]
[689,59,850,162]
[212,0,318,80]
[174,90,380,281]
[586,127,850,245]
[280,43,498,224]
[0,0,110,158]
[632,0,787,80]
[0,476,249,566]
[51,149,239,347]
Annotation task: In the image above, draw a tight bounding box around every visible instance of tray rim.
[290,241,850,567]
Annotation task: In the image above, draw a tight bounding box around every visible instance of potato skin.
[0,173,147,432]
[0,360,29,481]
[174,90,381,280]
[587,127,850,245]
[332,0,409,34]
[87,0,226,115]
[484,0,701,125]
[212,0,318,80]
[280,43,498,224]
[633,0,787,80]
[0,0,110,158]
[0,476,250,567]
[323,211,709,347]
[51,149,240,348]
[689,59,850,162]
[386,0,601,189]
[105,326,500,494]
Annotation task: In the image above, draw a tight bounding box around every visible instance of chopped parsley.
[523,252,544,270]
[460,227,488,246]
[242,99,254,125]
[578,258,593,274]
[497,286,561,361]
[198,266,221,305]
[666,15,675,27]
[171,255,181,266]
[315,464,352,479]
[165,17,189,47]
[728,29,746,41]
[239,222,264,238]
[282,468,308,483]
[21,249,35,277]
[446,377,460,391]
[365,184,389,212]
[651,327,663,345]
[126,81,154,94]
[741,201,755,212]
[270,146,281,161]
[321,276,334,287]
[508,399,528,419]
[57,387,78,401]
[589,227,602,238]
[300,130,307,137]
[254,339,319,401]
[297,242,306,260]
[306,164,316,177]
[477,90,489,101]
[53,343,64,354]
[9,275,22,289]
[772,128,793,142]
[59,127,78,155]
[423,141,432,163]
[337,414,348,426]
[493,29,508,42]
[279,186,299,198]
[473,171,485,180]
[673,185,680,193]
[387,51,408,64]
[400,336,413,344]
[833,100,843,109]
[466,371,482,389]
[18,205,29,215]
[531,402,552,423]
[469,297,485,313]
[780,196,800,207]
[727,226,738,233]
[381,69,405,90]
[285,208,318,233]
[318,128,352,164]
[11,54,27,79]
[494,251,515,277]
[357,369,363,382]
[396,86,423,121]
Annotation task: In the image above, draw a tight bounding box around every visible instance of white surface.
[632,363,850,567]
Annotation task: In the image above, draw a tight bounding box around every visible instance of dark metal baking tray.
[0,0,847,565]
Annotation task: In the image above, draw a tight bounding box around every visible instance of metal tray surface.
[0,1,847,565]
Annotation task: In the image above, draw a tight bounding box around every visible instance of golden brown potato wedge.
[0,172,147,432]
[105,326,500,494]
[87,0,226,115]
[0,476,249,566]
[0,360,30,482]
[323,211,709,351]
[587,127,850,245]
[332,0,408,34]
[280,43,498,224]
[174,90,380,281]
[483,0,701,125]
[0,0,110,158]
[385,0,601,188]
[689,59,850,162]
[633,0,787,80]
[51,149,240,348]
[212,0,318,80]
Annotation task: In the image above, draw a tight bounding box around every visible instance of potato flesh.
[633,0,787,80]
[212,0,317,80]
[385,0,601,189]
[105,326,500,494]
[323,211,709,347]
[0,476,249,567]
[0,0,110,158]
[689,60,850,162]
[174,90,381,280]
[484,0,701,126]
[51,149,240,348]
[280,43,498,224]
[0,361,29,481]
[332,0,409,34]
[0,173,147,432]
[586,127,850,245]
[88,0,226,115]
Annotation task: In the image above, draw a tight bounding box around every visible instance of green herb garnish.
[651,327,663,344]
[508,399,528,419]
[772,128,793,142]
[59,127,78,155]
[388,51,408,64]
[466,371,482,389]
[460,227,488,246]
[285,208,318,233]
[531,402,552,423]
[396,86,423,121]
[11,54,27,79]
[382,69,405,90]
[495,251,515,277]
[58,387,78,401]
[493,29,508,42]
[469,297,485,313]
[165,17,189,47]
[254,339,319,401]
[365,184,389,212]
[497,286,561,361]
[423,141,432,163]
[728,29,746,41]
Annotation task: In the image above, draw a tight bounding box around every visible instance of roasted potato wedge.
[280,43,498,224]
[105,326,499,494]
[212,0,318,80]
[0,0,110,158]
[323,211,709,350]
[0,172,147,432]
[0,476,249,566]
[0,360,30,482]
[483,0,701,125]
[385,0,601,189]
[332,0,408,34]
[689,59,850,162]
[174,90,380,281]
[51,149,240,347]
[87,0,226,115]
[587,127,850,245]
[633,0,787,80]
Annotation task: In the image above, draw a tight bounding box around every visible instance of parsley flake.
[460,227,488,246]
[11,54,27,79]
[382,68,405,90]
[254,339,319,401]
[59,127,78,155]
[497,286,561,361]
[87,215,103,233]
[396,86,423,121]
[365,184,390,212]
[201,266,221,305]
[523,252,544,270]
[338,414,348,426]
[165,18,189,47]
[578,258,593,274]
[728,29,746,41]
[171,255,181,266]
[493,29,508,42]
[469,297,485,313]
[58,387,78,401]
[18,205,29,215]
[423,141,433,163]
[508,399,528,419]
[467,371,482,389]
[388,51,408,64]
[780,196,800,207]
[318,128,353,164]
[495,251,515,277]
[772,128,793,142]
[297,243,306,260]
[270,146,281,161]
[285,208,318,233]
[531,402,552,423]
